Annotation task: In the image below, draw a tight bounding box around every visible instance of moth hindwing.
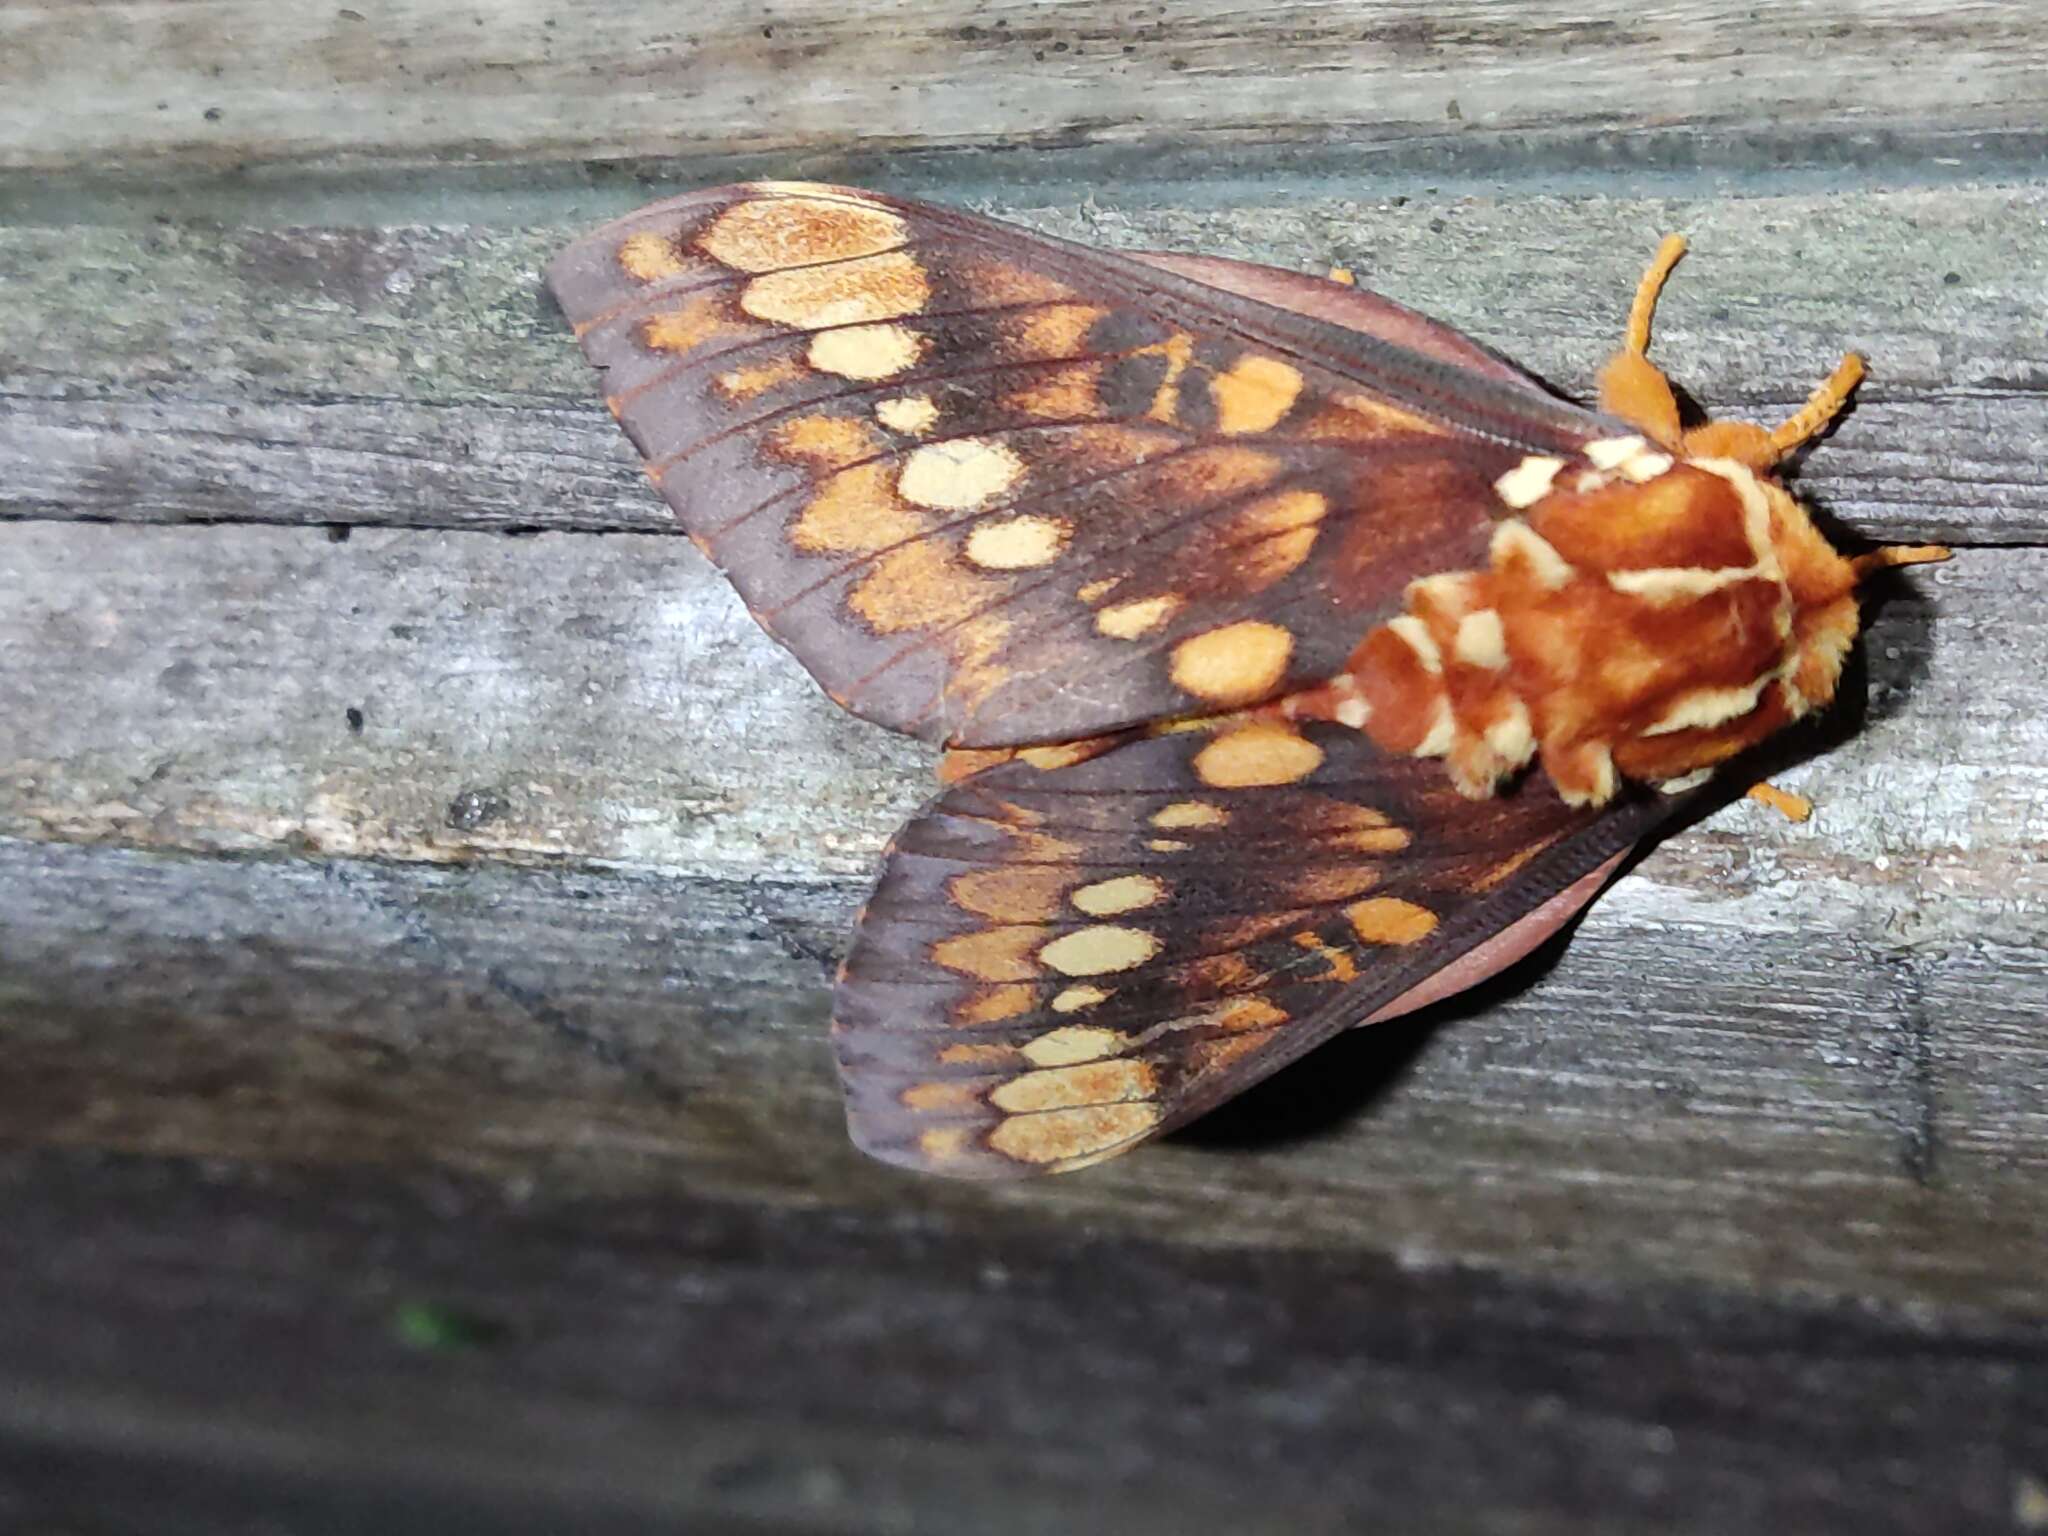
[834,719,1666,1176]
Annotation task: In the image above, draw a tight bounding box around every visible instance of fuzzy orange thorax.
[1327,438,1861,806]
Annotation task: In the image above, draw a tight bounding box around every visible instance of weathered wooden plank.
[2,1146,2043,1536]
[4,185,2043,541]
[3,521,2038,923]
[5,832,2048,1320]
[2,0,2044,174]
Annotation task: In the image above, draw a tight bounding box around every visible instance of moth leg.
[1747,781,1815,822]
[1596,234,1689,449]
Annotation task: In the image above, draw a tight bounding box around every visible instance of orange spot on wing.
[951,983,1039,1026]
[715,354,809,401]
[901,1079,983,1112]
[642,296,742,356]
[618,230,692,281]
[1293,930,1360,983]
[931,925,1044,982]
[940,1041,1021,1067]
[771,413,880,469]
[1171,621,1294,705]
[1193,721,1324,787]
[1208,354,1304,434]
[949,866,1074,923]
[792,463,927,555]
[1346,898,1438,945]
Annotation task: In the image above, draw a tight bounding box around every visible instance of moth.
[549,182,1944,1178]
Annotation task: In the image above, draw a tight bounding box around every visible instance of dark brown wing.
[832,718,1674,1177]
[548,181,1617,746]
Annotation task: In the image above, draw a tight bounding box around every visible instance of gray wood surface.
[3,3,2047,1531]
[4,0,2043,173]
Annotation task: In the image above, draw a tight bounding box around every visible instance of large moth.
[549,183,1944,1178]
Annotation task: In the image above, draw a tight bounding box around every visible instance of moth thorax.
[1341,448,1863,806]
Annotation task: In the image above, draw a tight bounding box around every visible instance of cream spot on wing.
[965,514,1069,570]
[617,230,689,281]
[1170,620,1294,704]
[1193,722,1324,788]
[1584,434,1650,470]
[991,1059,1155,1114]
[1453,609,1509,671]
[1076,576,1123,604]
[1150,800,1227,830]
[1038,925,1161,976]
[987,1102,1161,1165]
[1021,1025,1125,1067]
[1494,454,1566,509]
[1345,897,1439,945]
[699,194,906,272]
[1490,518,1577,591]
[1095,594,1182,640]
[1050,984,1111,1014]
[740,250,929,328]
[899,437,1026,511]
[1643,676,1773,736]
[1071,874,1167,916]
[1147,839,1190,853]
[1386,615,1444,674]
[875,394,938,435]
[1209,354,1305,434]
[808,322,924,380]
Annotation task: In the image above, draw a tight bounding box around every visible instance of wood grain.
[5,186,2043,542]
[2,0,2044,174]
[3,1146,2043,1536]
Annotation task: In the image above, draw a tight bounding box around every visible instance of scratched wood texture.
[4,2,2048,1532]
